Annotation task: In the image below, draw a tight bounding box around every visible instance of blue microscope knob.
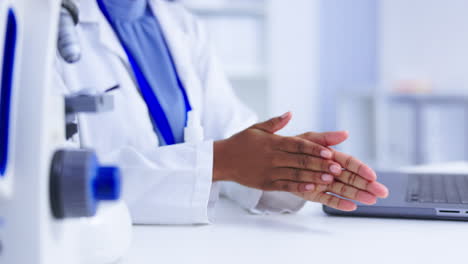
[94,166,121,201]
[50,149,121,219]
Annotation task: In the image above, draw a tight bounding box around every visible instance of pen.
[105,84,120,93]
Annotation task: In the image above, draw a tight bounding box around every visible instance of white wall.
[185,0,321,135]
[319,0,379,166]
[319,0,378,131]
[184,0,332,135]
[267,0,321,136]
[380,0,468,91]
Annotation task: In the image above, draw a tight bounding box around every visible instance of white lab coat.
[54,0,305,224]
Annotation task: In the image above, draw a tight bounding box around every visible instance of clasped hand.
[213,112,389,211]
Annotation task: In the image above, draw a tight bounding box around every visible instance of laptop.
[323,171,468,221]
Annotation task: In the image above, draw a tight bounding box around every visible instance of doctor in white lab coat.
[54,0,388,225]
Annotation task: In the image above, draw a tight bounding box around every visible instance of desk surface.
[120,163,468,264]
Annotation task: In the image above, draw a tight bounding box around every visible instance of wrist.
[213,139,233,182]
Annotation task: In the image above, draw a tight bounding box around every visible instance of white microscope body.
[0,1,132,263]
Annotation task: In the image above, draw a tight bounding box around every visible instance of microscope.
[0,0,132,263]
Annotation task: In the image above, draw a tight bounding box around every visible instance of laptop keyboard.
[407,174,468,204]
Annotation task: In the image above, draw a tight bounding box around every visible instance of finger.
[315,193,357,211]
[333,151,377,181]
[273,168,335,184]
[337,170,389,198]
[326,181,377,205]
[275,136,333,159]
[252,112,292,134]
[273,153,343,175]
[336,170,370,191]
[267,180,316,193]
[368,181,389,198]
[298,131,349,146]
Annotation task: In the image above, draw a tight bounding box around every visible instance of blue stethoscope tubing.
[96,0,192,145]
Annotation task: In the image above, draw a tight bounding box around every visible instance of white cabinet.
[377,0,468,167]
[335,1,468,169]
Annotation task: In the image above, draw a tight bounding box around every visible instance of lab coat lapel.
[97,18,129,64]
[79,0,129,65]
[149,0,202,110]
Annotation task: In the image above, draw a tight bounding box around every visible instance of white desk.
[120,163,468,264]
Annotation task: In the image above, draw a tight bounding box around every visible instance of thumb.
[252,112,292,134]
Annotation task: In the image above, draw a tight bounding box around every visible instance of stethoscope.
[59,0,198,146]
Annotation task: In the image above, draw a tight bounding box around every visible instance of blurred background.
[179,0,468,170]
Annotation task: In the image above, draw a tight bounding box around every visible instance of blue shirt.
[102,0,187,145]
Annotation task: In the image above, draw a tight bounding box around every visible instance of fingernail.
[381,186,390,198]
[280,112,290,119]
[320,150,332,158]
[321,174,334,182]
[305,184,315,191]
[330,165,342,174]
